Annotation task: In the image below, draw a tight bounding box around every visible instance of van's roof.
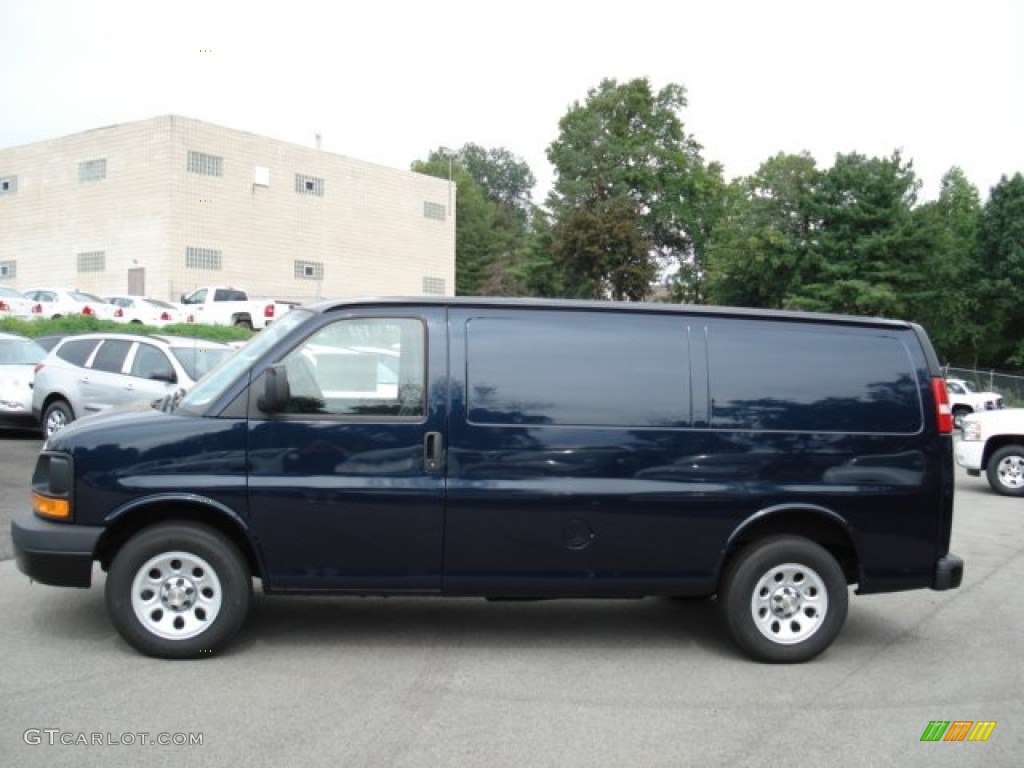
[303,296,917,329]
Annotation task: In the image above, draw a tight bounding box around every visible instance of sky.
[1,0,1021,205]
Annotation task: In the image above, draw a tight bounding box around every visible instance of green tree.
[910,168,983,364]
[977,173,1024,365]
[416,144,538,296]
[550,198,654,300]
[787,151,930,317]
[705,152,822,308]
[546,77,719,300]
[456,144,537,296]
[413,151,497,295]
[457,143,535,219]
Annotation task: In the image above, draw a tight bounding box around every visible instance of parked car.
[33,334,69,353]
[12,298,963,663]
[22,288,118,321]
[179,285,292,329]
[0,286,36,319]
[0,332,47,428]
[32,332,234,437]
[945,377,1003,428]
[956,408,1024,495]
[105,295,191,326]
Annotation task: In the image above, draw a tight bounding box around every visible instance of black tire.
[985,445,1024,497]
[41,399,74,438]
[720,536,848,663]
[105,523,251,659]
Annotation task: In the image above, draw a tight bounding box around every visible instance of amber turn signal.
[32,492,70,521]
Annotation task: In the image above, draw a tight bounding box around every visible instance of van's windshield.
[179,308,312,411]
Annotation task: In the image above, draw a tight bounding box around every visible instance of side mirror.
[150,369,178,384]
[258,364,290,413]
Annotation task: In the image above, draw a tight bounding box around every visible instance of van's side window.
[280,317,425,418]
[708,321,921,433]
[466,313,689,427]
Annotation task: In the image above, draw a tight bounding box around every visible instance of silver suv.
[33,333,233,437]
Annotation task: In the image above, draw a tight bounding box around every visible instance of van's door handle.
[423,431,443,473]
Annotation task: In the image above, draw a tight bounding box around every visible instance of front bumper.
[954,440,984,471]
[11,510,103,588]
[932,553,964,591]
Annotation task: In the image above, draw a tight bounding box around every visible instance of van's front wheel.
[721,536,848,663]
[105,523,251,659]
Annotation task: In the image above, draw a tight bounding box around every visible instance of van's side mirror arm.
[258,364,290,413]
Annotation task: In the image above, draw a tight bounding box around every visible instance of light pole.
[439,146,457,218]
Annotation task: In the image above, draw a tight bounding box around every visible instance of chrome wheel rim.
[131,551,223,640]
[750,562,828,645]
[45,409,68,436]
[996,455,1024,490]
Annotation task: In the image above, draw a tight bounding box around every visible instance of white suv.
[32,333,233,437]
[945,377,1003,428]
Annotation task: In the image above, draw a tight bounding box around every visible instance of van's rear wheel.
[721,536,848,663]
[105,523,250,658]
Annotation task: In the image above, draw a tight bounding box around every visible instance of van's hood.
[43,401,197,453]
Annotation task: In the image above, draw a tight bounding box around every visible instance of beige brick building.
[0,116,455,303]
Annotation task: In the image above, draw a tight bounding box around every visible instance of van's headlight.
[962,422,982,442]
[31,453,73,522]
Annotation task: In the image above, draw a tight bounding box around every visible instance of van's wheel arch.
[105,523,251,659]
[986,444,1024,496]
[720,535,848,663]
[233,316,253,330]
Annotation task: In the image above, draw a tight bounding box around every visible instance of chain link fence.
[944,366,1024,408]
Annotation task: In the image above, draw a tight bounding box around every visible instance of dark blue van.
[12,299,963,662]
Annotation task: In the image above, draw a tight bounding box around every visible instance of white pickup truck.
[945,377,1003,428]
[180,286,294,330]
[956,409,1024,496]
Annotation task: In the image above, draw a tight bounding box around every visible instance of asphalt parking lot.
[0,429,1021,767]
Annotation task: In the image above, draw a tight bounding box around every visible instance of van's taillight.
[31,303,43,314]
[113,308,123,318]
[0,300,9,311]
[34,363,44,375]
[82,305,95,316]
[160,311,171,321]
[264,304,275,318]
[932,377,953,434]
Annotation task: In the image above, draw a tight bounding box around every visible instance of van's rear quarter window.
[708,320,922,433]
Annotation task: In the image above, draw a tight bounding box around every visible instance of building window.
[0,260,15,279]
[294,260,324,280]
[423,201,446,221]
[186,246,223,270]
[78,159,107,182]
[77,251,106,273]
[187,151,223,177]
[0,175,16,196]
[422,277,445,294]
[295,173,324,196]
